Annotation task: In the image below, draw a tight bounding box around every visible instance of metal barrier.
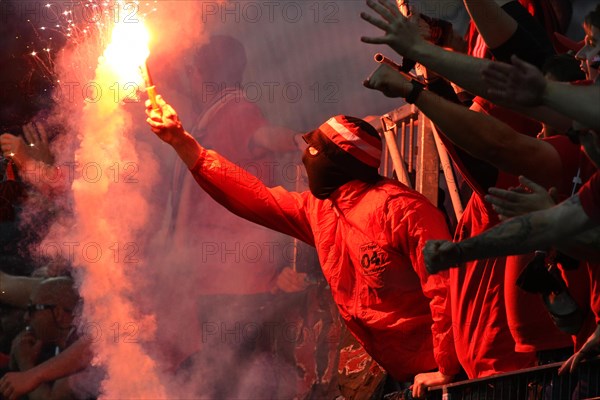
[378,104,463,221]
[425,357,600,400]
[376,104,600,400]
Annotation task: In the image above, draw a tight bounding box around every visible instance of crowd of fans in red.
[1,0,599,399]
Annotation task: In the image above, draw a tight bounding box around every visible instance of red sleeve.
[396,198,461,376]
[190,147,315,245]
[578,171,600,224]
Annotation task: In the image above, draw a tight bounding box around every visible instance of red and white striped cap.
[317,115,382,168]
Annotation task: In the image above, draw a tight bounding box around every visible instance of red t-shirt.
[445,123,587,376]
[439,99,542,378]
[452,191,537,379]
[505,137,594,353]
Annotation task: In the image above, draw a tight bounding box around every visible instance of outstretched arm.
[463,0,516,49]
[146,96,314,245]
[361,0,569,130]
[364,63,564,188]
[361,0,494,99]
[423,194,597,273]
[486,175,600,261]
[484,56,600,131]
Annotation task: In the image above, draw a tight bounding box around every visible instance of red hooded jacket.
[189,147,461,381]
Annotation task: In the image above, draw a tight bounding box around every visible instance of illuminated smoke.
[60,3,167,398]
[29,0,474,398]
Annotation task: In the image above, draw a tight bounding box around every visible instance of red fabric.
[504,253,572,353]
[190,148,461,381]
[452,193,536,379]
[453,135,590,371]
[439,98,542,378]
[565,260,595,351]
[466,23,492,60]
[579,171,600,224]
[587,261,600,325]
[6,161,15,181]
[318,116,382,168]
[504,138,594,352]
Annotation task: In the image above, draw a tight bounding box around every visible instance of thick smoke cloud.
[6,0,598,398]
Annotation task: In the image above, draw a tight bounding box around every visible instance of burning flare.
[68,2,168,398]
[103,4,152,102]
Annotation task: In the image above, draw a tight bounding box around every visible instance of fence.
[378,103,463,221]
[376,104,600,400]
[427,356,600,400]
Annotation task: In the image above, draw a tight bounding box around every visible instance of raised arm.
[364,63,564,188]
[463,0,516,49]
[146,96,314,245]
[484,56,600,131]
[361,0,551,98]
[486,175,600,261]
[423,193,597,273]
[361,1,494,98]
[361,0,568,129]
[146,96,203,169]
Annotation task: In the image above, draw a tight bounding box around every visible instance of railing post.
[416,113,439,205]
[380,114,412,187]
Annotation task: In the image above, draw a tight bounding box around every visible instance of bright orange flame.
[103,5,150,87]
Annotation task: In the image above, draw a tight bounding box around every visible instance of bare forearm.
[29,378,75,400]
[415,90,519,172]
[409,42,494,99]
[557,227,600,262]
[543,83,600,131]
[463,0,516,49]
[405,43,564,129]
[29,338,92,385]
[0,273,41,307]
[457,196,595,262]
[517,105,572,132]
[169,130,204,169]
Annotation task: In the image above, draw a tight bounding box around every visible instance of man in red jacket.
[146,96,460,398]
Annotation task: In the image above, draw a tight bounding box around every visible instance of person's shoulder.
[374,179,437,212]
[376,178,422,198]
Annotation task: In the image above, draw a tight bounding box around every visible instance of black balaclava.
[301,116,382,200]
